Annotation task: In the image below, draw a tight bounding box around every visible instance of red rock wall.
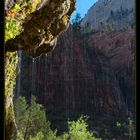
[15,27,135,118]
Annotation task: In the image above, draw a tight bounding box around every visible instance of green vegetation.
[65,116,101,140]
[5,1,42,138]
[14,96,56,140]
[72,13,82,33]
[124,117,136,140]
[108,117,136,140]
[14,96,102,140]
[5,0,42,94]
[72,13,82,24]
[100,21,113,32]
[5,18,21,41]
[5,0,41,41]
[116,121,121,128]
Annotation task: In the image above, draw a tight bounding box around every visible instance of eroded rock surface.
[5,0,75,57]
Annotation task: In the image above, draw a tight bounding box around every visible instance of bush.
[68,116,93,140]
[59,116,101,140]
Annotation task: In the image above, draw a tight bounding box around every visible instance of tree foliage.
[14,96,102,140]
[72,13,82,24]
[14,96,56,140]
[72,13,82,32]
[66,116,101,140]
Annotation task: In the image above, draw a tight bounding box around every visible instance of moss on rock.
[5,0,76,58]
[5,52,18,140]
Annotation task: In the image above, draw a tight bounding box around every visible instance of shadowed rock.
[5,0,76,58]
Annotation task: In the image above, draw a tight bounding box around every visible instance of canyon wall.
[81,0,135,31]
[15,27,135,118]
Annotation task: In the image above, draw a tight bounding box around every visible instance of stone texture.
[5,0,76,58]
[81,0,135,31]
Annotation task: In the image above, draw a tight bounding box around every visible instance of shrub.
[59,116,101,140]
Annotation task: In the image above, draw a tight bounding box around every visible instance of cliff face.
[13,0,135,135]
[88,29,135,111]
[81,0,135,31]
[15,27,135,121]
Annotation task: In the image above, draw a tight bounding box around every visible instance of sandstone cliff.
[81,0,135,31]
[15,27,135,133]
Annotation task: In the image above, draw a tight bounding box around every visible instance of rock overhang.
[5,0,76,58]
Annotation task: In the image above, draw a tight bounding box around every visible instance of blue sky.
[70,0,98,21]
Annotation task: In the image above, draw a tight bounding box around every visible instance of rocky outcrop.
[5,0,75,57]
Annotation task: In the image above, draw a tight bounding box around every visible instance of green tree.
[68,116,101,140]
[14,96,56,140]
[125,117,135,140]
[14,96,102,140]
[58,116,101,140]
[72,13,81,24]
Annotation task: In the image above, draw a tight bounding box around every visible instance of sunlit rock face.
[81,0,135,31]
[5,0,76,58]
